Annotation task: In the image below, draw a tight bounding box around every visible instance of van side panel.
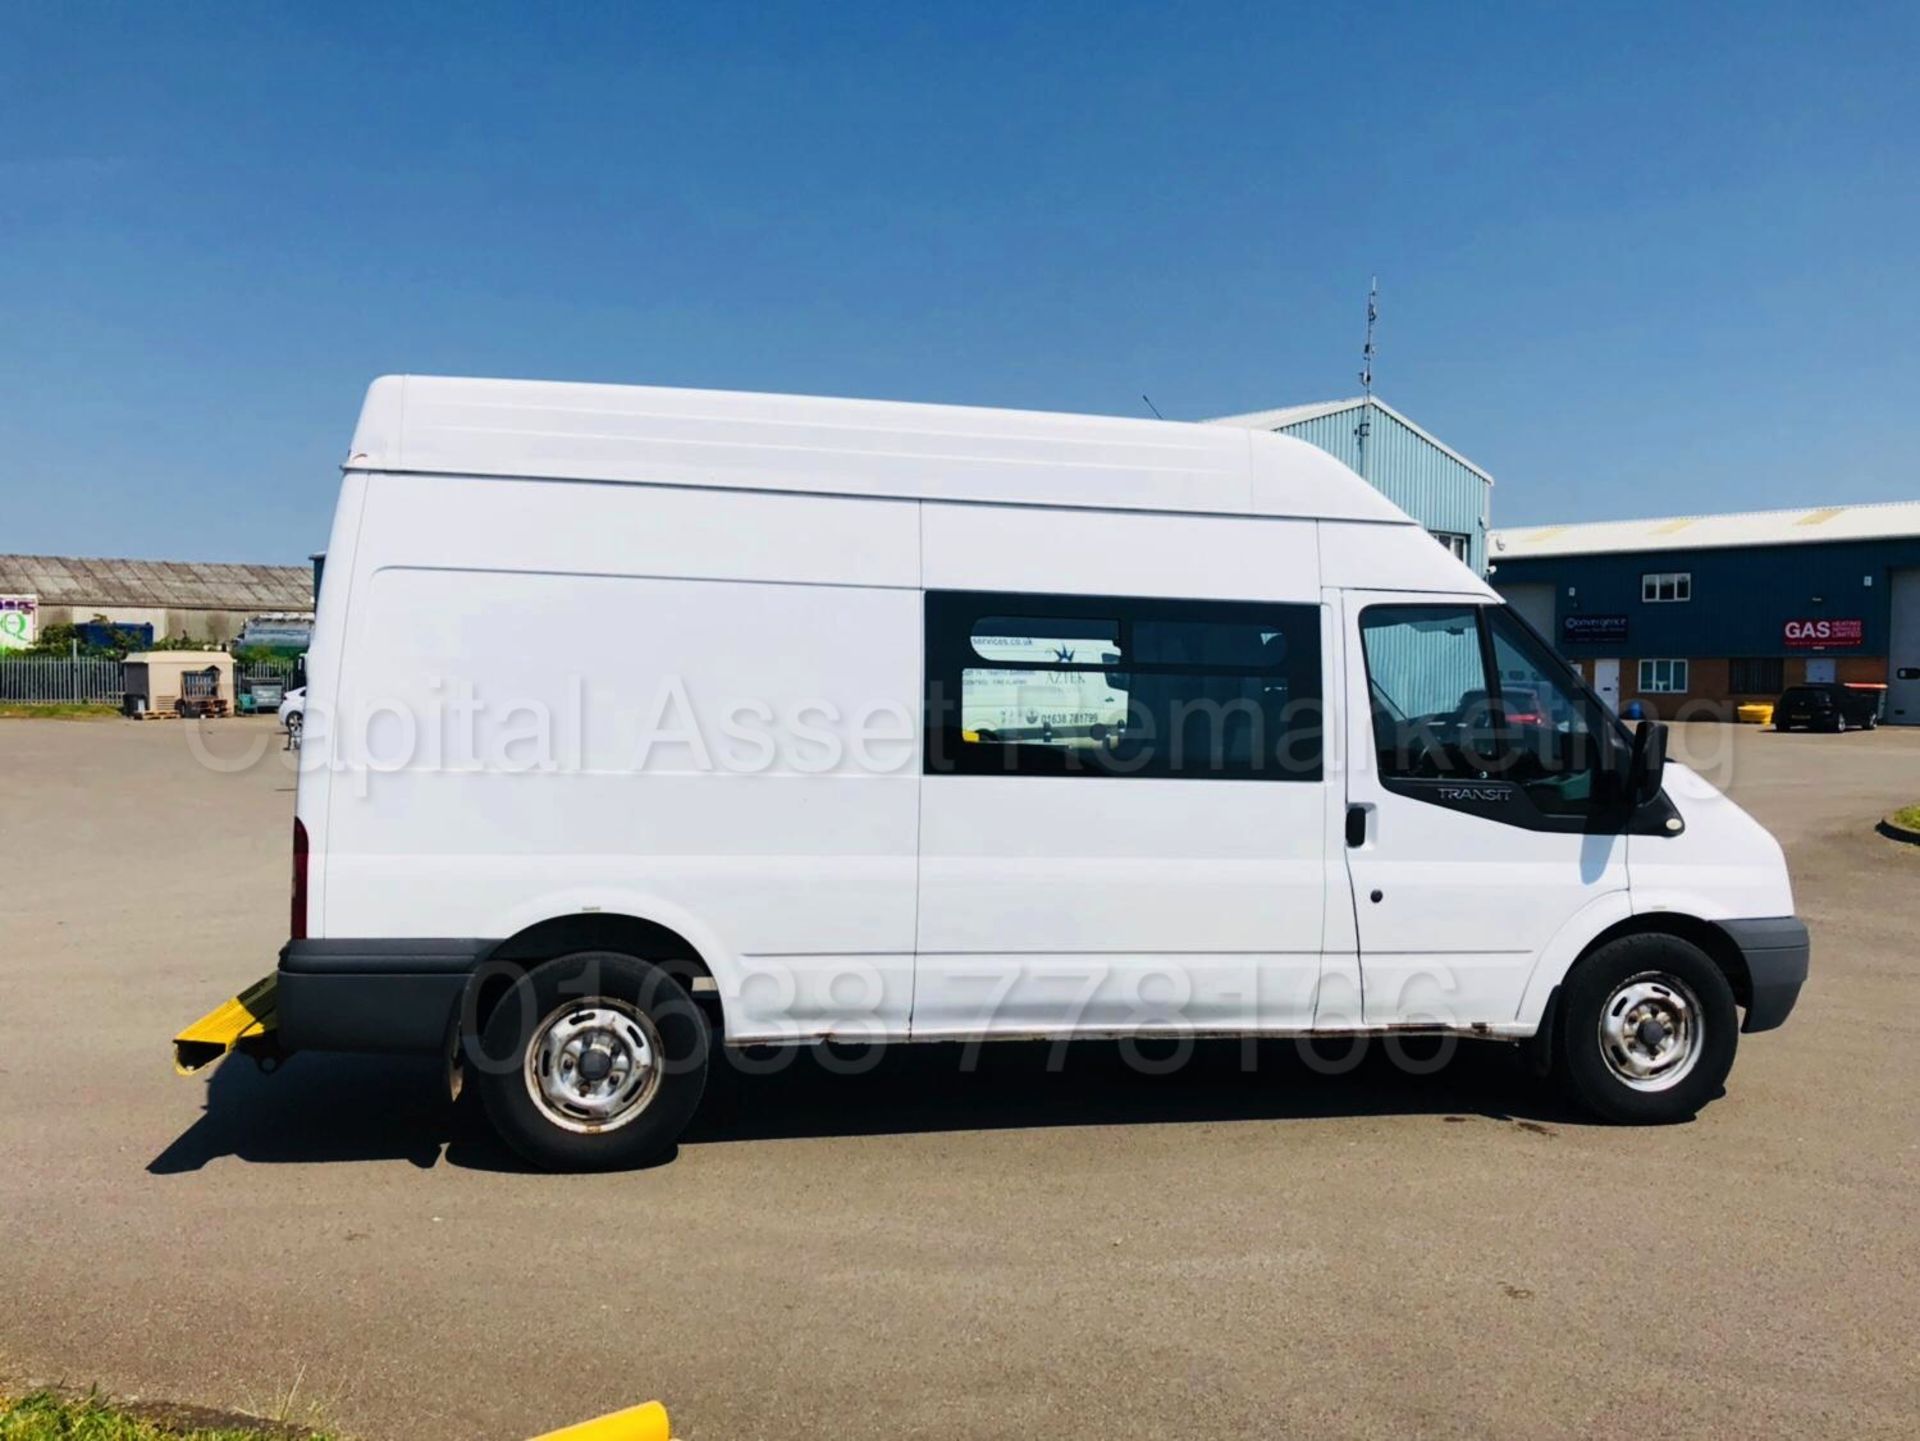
[1317,518,1498,596]
[294,469,371,935]
[349,471,920,589]
[922,502,1321,602]
[320,473,923,1041]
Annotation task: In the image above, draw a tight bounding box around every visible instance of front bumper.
[277,938,491,1053]
[1720,917,1810,1032]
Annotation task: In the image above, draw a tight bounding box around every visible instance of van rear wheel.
[1555,934,1736,1124]
[475,952,709,1170]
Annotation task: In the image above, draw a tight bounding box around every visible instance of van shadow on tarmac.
[148,1036,1602,1175]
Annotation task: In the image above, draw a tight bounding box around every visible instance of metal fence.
[0,655,126,703]
[0,654,298,704]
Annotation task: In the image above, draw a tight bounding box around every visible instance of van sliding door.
[912,587,1331,1039]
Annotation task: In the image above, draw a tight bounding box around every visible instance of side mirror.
[1628,719,1668,804]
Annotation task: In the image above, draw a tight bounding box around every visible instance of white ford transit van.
[270,376,1806,1169]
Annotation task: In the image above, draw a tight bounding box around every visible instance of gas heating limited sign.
[1783,618,1864,649]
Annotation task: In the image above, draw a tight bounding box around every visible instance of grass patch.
[0,1392,331,1440]
[1892,804,1920,832]
[0,704,121,720]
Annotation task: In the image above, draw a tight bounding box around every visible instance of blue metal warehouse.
[1489,502,1920,725]
[1207,397,1494,572]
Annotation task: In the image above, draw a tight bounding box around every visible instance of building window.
[1432,531,1471,562]
[1641,572,1692,603]
[925,591,1322,780]
[1730,657,1785,694]
[1638,658,1690,693]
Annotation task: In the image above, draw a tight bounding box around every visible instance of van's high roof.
[347,375,1416,526]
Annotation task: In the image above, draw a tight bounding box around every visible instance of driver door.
[1339,592,1629,1027]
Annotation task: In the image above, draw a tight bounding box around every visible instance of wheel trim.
[523,1000,664,1134]
[1597,973,1704,1092]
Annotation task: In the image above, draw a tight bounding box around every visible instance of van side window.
[1360,603,1618,824]
[1361,607,1492,781]
[928,592,1322,780]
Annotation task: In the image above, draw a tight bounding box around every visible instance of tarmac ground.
[2,717,1916,1439]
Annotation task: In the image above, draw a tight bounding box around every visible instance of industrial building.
[0,554,313,648]
[1208,396,1495,571]
[1490,501,1920,724]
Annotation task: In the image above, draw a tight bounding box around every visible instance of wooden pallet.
[132,702,233,720]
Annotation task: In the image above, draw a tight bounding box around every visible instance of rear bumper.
[278,938,491,1053]
[1720,917,1810,1033]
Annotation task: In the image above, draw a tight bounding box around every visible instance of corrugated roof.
[1203,395,1495,485]
[0,554,313,610]
[1490,500,1920,560]
[1489,498,1920,560]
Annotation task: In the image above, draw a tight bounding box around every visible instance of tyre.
[1865,712,1878,731]
[1834,714,1848,733]
[475,951,710,1170]
[285,710,303,745]
[1555,933,1737,1124]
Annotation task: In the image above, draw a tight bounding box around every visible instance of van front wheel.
[1555,934,1737,1124]
[475,952,710,1170]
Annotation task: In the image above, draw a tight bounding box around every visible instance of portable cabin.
[122,651,233,716]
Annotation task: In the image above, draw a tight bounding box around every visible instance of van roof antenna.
[1141,393,1164,420]
[1355,277,1378,481]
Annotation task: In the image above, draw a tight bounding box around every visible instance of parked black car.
[1774,683,1881,732]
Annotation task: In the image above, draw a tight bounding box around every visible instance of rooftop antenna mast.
[1355,276,1378,482]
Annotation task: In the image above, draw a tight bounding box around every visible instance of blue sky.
[3,2,1915,562]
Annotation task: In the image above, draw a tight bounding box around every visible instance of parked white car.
[252,375,1807,1170]
[276,685,305,745]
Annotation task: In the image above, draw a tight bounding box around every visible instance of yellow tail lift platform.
[173,974,285,1075]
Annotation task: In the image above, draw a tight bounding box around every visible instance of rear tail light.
[291,817,309,940]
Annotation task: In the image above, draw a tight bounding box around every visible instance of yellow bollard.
[528,1400,670,1441]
